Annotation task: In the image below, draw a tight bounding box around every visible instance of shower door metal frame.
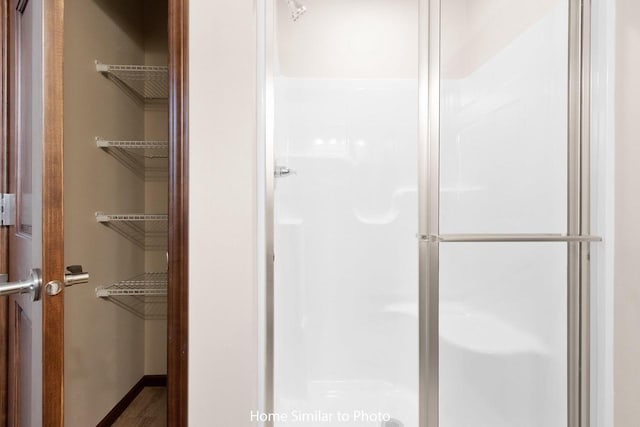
[263,0,594,426]
[419,1,594,427]
[263,1,275,426]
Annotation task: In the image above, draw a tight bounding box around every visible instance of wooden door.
[4,0,64,425]
[7,0,44,424]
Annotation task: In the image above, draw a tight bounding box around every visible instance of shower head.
[287,0,307,21]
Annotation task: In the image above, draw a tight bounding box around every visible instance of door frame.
[0,2,9,426]
[0,0,190,425]
[40,0,65,422]
[167,0,189,425]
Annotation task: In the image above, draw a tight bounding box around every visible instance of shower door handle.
[275,166,295,178]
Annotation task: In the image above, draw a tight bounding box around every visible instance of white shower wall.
[273,1,421,424]
[274,78,419,426]
[440,1,568,234]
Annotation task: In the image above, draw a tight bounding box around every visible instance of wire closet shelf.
[96,61,168,103]
[97,272,168,319]
[96,138,168,180]
[96,212,168,250]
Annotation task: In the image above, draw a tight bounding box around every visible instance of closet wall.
[143,0,169,377]
[64,0,167,425]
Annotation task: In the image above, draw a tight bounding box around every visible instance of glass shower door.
[271,0,420,426]
[436,1,590,426]
[267,0,592,426]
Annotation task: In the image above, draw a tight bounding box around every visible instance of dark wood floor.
[113,387,167,427]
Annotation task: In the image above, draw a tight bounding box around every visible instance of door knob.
[65,265,89,287]
[0,269,43,301]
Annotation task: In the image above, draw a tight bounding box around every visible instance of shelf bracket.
[95,60,109,73]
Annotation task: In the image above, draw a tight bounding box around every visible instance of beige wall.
[615,0,640,425]
[277,0,418,79]
[189,0,258,424]
[64,0,146,425]
[64,0,168,424]
[143,0,169,376]
[275,0,558,79]
[441,0,559,78]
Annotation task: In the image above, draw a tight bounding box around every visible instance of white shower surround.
[274,78,419,426]
[256,2,615,427]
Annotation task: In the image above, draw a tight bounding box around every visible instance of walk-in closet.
[63,0,169,424]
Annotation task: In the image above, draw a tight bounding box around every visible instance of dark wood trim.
[0,0,9,424]
[4,1,17,424]
[167,0,188,425]
[41,0,64,424]
[96,375,168,427]
[143,374,168,388]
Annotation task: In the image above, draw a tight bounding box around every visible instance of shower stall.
[261,0,600,426]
